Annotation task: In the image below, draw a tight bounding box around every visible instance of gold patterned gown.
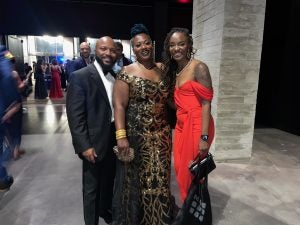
[112,72,173,225]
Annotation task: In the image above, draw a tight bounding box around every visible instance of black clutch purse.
[188,153,216,180]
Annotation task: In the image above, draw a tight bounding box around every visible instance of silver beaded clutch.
[113,146,134,162]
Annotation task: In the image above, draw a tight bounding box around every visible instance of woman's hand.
[117,137,130,156]
[198,139,209,156]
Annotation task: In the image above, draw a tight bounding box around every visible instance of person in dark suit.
[66,36,117,225]
[112,42,132,74]
[0,46,20,191]
[68,41,91,81]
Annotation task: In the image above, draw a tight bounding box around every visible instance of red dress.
[49,66,63,99]
[174,80,215,201]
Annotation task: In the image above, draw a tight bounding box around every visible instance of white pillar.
[193,0,266,160]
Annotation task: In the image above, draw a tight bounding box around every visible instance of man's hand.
[82,148,97,163]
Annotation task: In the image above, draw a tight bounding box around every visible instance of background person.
[0,46,20,191]
[34,59,48,99]
[6,56,25,160]
[112,41,132,74]
[49,59,63,99]
[68,42,91,81]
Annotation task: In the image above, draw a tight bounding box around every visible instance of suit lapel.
[81,57,87,67]
[88,64,110,106]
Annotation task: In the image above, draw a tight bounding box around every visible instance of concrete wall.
[193,0,266,160]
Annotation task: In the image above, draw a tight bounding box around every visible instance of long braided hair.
[162,27,195,94]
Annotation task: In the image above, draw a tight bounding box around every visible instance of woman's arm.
[58,65,62,73]
[12,70,25,91]
[195,62,213,155]
[1,101,21,123]
[113,78,130,154]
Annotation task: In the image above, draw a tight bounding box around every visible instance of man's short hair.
[115,42,123,51]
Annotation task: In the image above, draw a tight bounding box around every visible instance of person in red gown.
[49,59,64,99]
[163,27,215,201]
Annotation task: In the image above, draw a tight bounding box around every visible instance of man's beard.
[95,56,114,72]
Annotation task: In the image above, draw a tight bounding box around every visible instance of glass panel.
[34,36,63,54]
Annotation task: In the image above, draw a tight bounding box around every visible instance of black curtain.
[256,0,300,135]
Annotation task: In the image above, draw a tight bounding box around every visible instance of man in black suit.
[68,41,91,82]
[66,37,117,225]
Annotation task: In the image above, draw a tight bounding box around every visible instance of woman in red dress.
[49,59,63,99]
[163,27,215,201]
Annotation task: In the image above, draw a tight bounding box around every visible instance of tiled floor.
[0,95,300,225]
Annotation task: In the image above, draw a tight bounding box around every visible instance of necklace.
[176,58,192,77]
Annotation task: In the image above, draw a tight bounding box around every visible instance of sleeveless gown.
[49,67,63,98]
[173,80,214,201]
[34,72,48,99]
[112,72,174,225]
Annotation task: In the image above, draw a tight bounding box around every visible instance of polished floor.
[0,94,300,225]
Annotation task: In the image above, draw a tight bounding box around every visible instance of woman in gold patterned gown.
[112,24,174,225]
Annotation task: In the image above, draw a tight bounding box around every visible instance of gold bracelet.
[116,131,126,136]
[116,129,126,140]
[116,132,126,137]
[116,129,126,135]
[116,134,127,140]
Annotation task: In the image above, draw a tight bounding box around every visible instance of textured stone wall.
[193,0,266,160]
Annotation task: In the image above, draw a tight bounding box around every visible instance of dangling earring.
[187,51,191,59]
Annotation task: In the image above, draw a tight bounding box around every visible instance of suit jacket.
[66,63,113,161]
[72,57,88,71]
[121,54,132,66]
[68,57,88,82]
